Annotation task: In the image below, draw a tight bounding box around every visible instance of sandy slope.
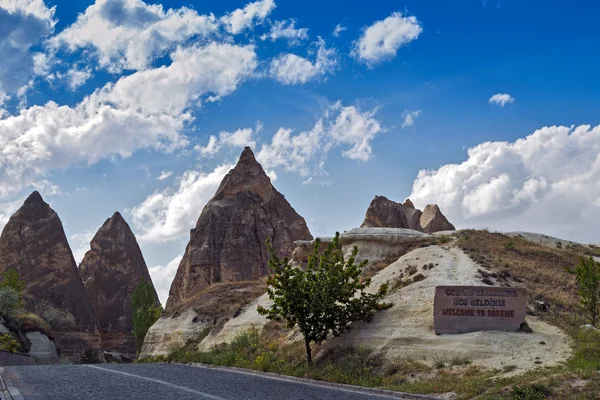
[327,244,571,373]
[197,240,571,374]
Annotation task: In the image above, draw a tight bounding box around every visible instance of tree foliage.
[567,256,600,325]
[132,279,162,354]
[0,269,26,305]
[257,232,391,365]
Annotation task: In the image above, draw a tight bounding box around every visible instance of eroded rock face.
[79,212,159,358]
[420,204,456,233]
[165,147,312,311]
[0,191,102,362]
[360,196,454,233]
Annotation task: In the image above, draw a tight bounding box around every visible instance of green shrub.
[511,383,551,400]
[0,333,21,353]
[132,279,162,354]
[566,257,600,325]
[0,287,21,316]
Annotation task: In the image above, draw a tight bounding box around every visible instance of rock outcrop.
[361,195,454,233]
[79,212,159,360]
[0,191,102,362]
[419,204,455,233]
[165,147,312,312]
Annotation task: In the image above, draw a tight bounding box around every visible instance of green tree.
[566,256,600,325]
[0,269,26,305]
[132,279,162,354]
[257,232,391,365]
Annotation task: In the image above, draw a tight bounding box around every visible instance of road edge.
[176,362,444,400]
[0,368,24,400]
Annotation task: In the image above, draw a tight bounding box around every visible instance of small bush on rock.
[0,287,21,317]
[32,301,76,331]
[0,333,21,353]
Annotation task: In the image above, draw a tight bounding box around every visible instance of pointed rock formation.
[360,195,454,233]
[79,212,159,359]
[420,204,456,233]
[166,147,313,312]
[360,196,409,229]
[0,191,102,361]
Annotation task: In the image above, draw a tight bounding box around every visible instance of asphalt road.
[1,363,408,400]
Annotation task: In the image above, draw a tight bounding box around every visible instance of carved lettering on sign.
[433,285,526,334]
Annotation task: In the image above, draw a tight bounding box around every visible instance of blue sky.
[2,0,600,304]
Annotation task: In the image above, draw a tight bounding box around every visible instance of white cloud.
[195,123,259,157]
[402,109,421,128]
[102,42,257,116]
[156,170,173,180]
[353,12,422,67]
[409,124,600,243]
[195,135,220,156]
[148,254,182,306]
[66,66,93,90]
[131,164,233,242]
[0,0,56,99]
[489,93,514,107]
[0,40,256,198]
[269,38,337,85]
[221,0,275,35]
[333,23,347,38]
[257,101,383,176]
[51,0,219,72]
[261,19,308,45]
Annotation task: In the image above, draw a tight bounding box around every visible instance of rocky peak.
[0,191,98,331]
[166,148,313,312]
[360,195,454,234]
[212,147,274,201]
[79,212,158,334]
[420,204,455,233]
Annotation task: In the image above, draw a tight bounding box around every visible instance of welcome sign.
[433,286,527,334]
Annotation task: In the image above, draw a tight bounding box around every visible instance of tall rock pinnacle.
[166,147,313,312]
[79,212,159,332]
[0,191,98,330]
[79,212,158,359]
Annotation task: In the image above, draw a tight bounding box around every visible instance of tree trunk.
[305,339,312,366]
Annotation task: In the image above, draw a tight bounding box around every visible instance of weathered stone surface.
[291,238,337,267]
[141,282,265,358]
[340,227,431,265]
[79,212,158,358]
[0,191,102,362]
[360,196,454,233]
[0,192,98,330]
[361,196,410,229]
[433,286,527,334]
[26,331,59,365]
[165,147,312,312]
[420,205,455,233]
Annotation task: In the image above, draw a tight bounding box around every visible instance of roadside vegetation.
[140,230,600,399]
[132,278,163,354]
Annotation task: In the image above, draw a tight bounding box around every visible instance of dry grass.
[455,230,586,329]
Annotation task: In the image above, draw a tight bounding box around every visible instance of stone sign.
[433,286,527,334]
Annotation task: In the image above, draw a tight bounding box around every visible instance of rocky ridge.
[361,195,455,233]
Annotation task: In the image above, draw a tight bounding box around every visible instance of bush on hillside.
[0,287,22,317]
[258,232,391,365]
[0,333,21,353]
[32,301,76,331]
[132,279,162,354]
[566,256,600,326]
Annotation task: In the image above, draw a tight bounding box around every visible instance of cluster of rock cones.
[0,147,454,362]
